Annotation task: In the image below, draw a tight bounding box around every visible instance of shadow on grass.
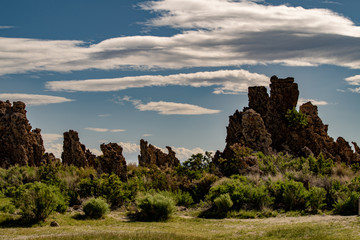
[0,215,42,228]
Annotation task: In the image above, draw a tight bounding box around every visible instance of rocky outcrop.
[99,143,127,181]
[62,130,95,168]
[138,139,180,169]
[0,101,45,168]
[217,76,360,165]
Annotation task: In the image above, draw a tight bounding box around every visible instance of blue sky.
[1,0,360,163]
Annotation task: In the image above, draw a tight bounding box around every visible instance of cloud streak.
[85,127,126,133]
[0,93,74,105]
[46,69,269,94]
[119,96,221,115]
[298,98,329,106]
[0,0,360,76]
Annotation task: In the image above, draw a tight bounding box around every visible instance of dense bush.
[12,182,68,222]
[207,176,273,211]
[83,197,110,219]
[135,191,176,221]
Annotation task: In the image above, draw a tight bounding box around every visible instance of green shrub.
[268,179,308,211]
[83,197,110,219]
[207,176,273,211]
[333,191,360,215]
[12,182,68,222]
[174,190,194,207]
[135,191,176,221]
[285,107,308,128]
[306,187,326,212]
[213,193,233,217]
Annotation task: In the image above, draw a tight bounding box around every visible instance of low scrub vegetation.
[1,148,360,225]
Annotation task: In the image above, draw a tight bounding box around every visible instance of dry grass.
[1,211,360,240]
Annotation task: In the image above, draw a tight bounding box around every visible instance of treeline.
[1,146,360,223]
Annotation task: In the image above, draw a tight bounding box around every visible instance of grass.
[0,210,360,240]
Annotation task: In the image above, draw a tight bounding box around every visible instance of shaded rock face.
[99,143,127,181]
[0,101,45,168]
[218,76,360,164]
[138,139,180,169]
[62,130,95,168]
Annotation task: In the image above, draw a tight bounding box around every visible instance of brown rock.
[138,139,180,169]
[99,143,127,181]
[217,76,360,166]
[62,130,95,168]
[0,101,45,168]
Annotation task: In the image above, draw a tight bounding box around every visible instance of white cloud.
[0,93,73,105]
[298,98,329,106]
[0,26,14,29]
[45,143,63,159]
[1,1,360,76]
[119,96,221,115]
[42,133,63,143]
[98,114,112,117]
[118,142,140,153]
[46,69,269,95]
[89,148,102,156]
[85,127,126,133]
[85,127,109,132]
[143,134,153,137]
[117,141,207,161]
[349,87,360,93]
[42,133,63,158]
[171,146,207,161]
[136,101,221,115]
[111,129,126,133]
[345,75,360,86]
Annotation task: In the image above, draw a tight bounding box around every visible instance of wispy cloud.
[1,0,360,76]
[298,98,329,106]
[345,75,360,86]
[118,96,221,115]
[0,26,14,29]
[85,127,126,133]
[97,114,112,118]
[0,93,73,105]
[46,69,269,95]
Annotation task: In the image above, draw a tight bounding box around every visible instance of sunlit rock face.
[0,101,45,168]
[216,76,360,165]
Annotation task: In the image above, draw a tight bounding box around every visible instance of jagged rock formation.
[0,101,45,168]
[62,130,95,168]
[138,139,180,169]
[217,76,360,164]
[99,143,127,181]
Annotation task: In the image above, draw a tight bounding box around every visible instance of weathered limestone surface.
[99,143,127,181]
[0,101,45,168]
[138,139,180,169]
[217,76,360,164]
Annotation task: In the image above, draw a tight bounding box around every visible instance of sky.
[1,0,360,163]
